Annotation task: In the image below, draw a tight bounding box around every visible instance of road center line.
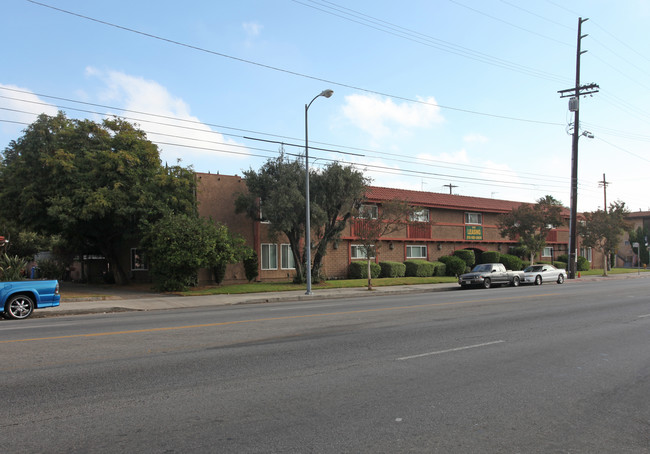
[398,340,505,361]
[1,294,557,344]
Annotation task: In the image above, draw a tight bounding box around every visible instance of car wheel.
[483,278,491,289]
[557,274,565,284]
[5,294,35,320]
[534,275,542,286]
[511,276,520,287]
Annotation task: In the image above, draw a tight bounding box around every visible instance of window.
[358,204,378,219]
[406,245,427,259]
[281,244,295,269]
[259,199,270,224]
[465,212,482,224]
[580,247,592,261]
[261,244,277,270]
[130,248,148,271]
[543,247,553,257]
[410,208,429,222]
[351,244,375,259]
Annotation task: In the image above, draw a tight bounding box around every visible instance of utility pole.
[557,17,599,280]
[443,183,458,195]
[598,173,610,211]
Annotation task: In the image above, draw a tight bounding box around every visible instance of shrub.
[430,261,446,277]
[510,245,528,259]
[553,261,567,270]
[577,256,590,271]
[0,254,28,281]
[499,254,523,271]
[244,252,259,282]
[556,254,568,263]
[212,262,227,285]
[37,259,66,280]
[404,260,435,277]
[453,249,475,268]
[438,255,466,276]
[349,261,381,279]
[480,251,501,264]
[379,261,406,278]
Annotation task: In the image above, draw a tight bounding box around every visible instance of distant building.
[195,173,591,284]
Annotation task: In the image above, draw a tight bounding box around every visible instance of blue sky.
[2,0,650,212]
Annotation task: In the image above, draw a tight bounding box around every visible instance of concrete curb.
[32,273,650,318]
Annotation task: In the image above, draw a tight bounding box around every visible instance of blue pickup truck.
[1,280,60,319]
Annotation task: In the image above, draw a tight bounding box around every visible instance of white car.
[522,264,566,285]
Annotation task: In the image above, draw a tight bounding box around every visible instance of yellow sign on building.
[465,225,483,240]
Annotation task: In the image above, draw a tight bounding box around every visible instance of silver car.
[522,264,566,285]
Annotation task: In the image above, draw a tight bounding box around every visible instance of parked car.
[458,263,525,289]
[1,280,61,319]
[522,264,565,285]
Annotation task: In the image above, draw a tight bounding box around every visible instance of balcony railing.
[408,223,431,239]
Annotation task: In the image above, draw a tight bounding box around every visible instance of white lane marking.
[398,340,505,361]
[638,314,650,319]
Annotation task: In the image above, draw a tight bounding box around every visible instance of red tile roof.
[366,186,526,214]
[627,211,650,219]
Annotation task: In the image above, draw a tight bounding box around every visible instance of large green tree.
[497,195,565,265]
[579,201,630,276]
[0,112,196,284]
[236,153,367,283]
[141,213,251,291]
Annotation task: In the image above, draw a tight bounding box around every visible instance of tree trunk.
[603,248,608,276]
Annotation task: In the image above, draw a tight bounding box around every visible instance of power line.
[294,0,571,84]
[23,0,564,127]
[1,89,595,189]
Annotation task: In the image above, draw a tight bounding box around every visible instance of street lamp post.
[304,89,333,295]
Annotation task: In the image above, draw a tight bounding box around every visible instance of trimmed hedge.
[577,256,590,271]
[499,253,523,271]
[379,261,406,278]
[453,249,475,268]
[553,261,567,270]
[480,251,501,264]
[404,260,435,277]
[349,261,381,279]
[430,261,446,277]
[438,255,466,276]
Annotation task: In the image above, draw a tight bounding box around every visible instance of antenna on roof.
[443,183,458,195]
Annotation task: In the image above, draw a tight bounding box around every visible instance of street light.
[305,89,333,295]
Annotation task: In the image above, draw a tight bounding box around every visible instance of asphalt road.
[2,279,649,453]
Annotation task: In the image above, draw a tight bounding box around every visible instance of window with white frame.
[261,243,278,270]
[358,204,378,219]
[543,247,553,257]
[410,208,429,222]
[406,245,427,259]
[580,247,592,261]
[281,244,295,269]
[351,244,375,259]
[130,248,148,271]
[259,199,270,223]
[465,212,482,224]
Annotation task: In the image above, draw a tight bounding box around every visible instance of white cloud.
[242,21,263,38]
[463,133,488,144]
[86,68,249,170]
[0,83,58,137]
[341,94,444,139]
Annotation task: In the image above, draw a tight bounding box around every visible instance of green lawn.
[177,267,649,296]
[178,275,459,296]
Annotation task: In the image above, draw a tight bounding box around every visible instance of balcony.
[408,223,431,239]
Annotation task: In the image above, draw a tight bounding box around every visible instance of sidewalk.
[38,272,649,318]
